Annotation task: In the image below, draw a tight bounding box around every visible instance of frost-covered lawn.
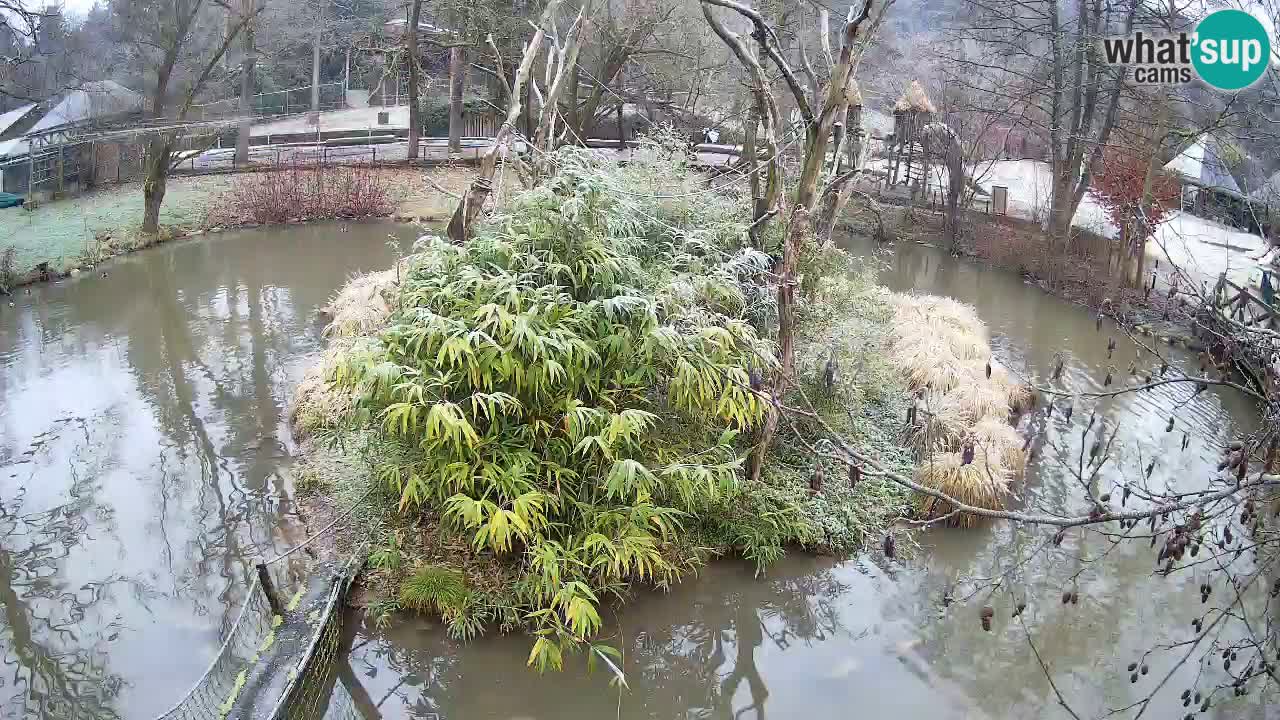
[0,166,483,280]
[0,175,234,276]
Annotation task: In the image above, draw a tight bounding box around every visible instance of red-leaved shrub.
[208,163,395,226]
[1093,146,1180,236]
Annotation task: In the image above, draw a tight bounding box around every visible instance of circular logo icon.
[1192,9,1271,91]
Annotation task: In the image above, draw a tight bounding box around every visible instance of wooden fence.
[1212,275,1277,330]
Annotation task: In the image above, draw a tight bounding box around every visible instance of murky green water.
[0,224,1272,719]
[0,221,416,719]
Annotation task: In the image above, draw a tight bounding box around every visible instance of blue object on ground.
[0,192,23,209]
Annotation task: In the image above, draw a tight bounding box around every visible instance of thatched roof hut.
[893,80,936,114]
[891,80,935,147]
[846,78,864,109]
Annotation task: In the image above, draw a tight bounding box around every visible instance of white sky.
[44,0,97,20]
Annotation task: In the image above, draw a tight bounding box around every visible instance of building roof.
[0,138,24,160]
[893,80,936,114]
[26,81,142,135]
[0,104,38,137]
[1163,133,1243,196]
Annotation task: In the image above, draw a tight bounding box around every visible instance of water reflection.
[0,222,415,719]
[349,558,984,720]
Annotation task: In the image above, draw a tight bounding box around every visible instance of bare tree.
[406,0,423,159]
[110,0,258,234]
[942,0,1139,242]
[446,0,571,242]
[0,3,43,103]
[562,0,674,142]
[701,0,878,482]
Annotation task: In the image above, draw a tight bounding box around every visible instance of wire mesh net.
[269,575,353,720]
[153,574,279,720]
[150,556,350,717]
[153,531,363,720]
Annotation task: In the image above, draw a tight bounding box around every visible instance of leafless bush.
[207,163,395,227]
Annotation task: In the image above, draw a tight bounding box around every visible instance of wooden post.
[616,67,625,150]
[256,562,283,614]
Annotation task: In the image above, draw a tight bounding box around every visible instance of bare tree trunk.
[311,15,322,111]
[448,46,465,154]
[564,66,580,141]
[447,4,560,243]
[142,138,172,235]
[745,204,808,483]
[945,145,963,247]
[235,0,255,165]
[406,0,422,160]
[615,66,624,149]
[1131,92,1169,287]
[742,104,766,247]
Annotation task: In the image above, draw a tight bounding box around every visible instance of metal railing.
[191,83,348,121]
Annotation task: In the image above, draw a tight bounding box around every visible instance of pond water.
[0,221,417,719]
[0,223,1272,719]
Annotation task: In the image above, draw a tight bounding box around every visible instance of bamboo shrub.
[332,147,790,669]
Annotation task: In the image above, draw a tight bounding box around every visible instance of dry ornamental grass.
[888,293,1033,526]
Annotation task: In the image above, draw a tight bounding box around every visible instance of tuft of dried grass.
[909,400,968,453]
[888,293,1032,527]
[893,80,938,114]
[322,256,415,338]
[972,415,1027,475]
[989,366,1035,413]
[896,351,974,395]
[290,341,358,439]
[914,451,1010,527]
[934,382,1012,424]
[291,255,419,439]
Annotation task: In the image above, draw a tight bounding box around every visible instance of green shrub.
[333,144,793,668]
[323,139,911,668]
[399,565,470,614]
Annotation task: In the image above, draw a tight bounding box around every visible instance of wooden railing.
[1212,275,1277,330]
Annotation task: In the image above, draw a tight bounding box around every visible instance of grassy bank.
[288,143,915,668]
[0,166,500,288]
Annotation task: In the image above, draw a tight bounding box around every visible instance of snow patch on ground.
[975,159,1271,289]
[251,106,412,137]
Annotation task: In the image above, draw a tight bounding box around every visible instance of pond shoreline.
[838,202,1206,352]
[0,212,443,293]
[0,166,484,293]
